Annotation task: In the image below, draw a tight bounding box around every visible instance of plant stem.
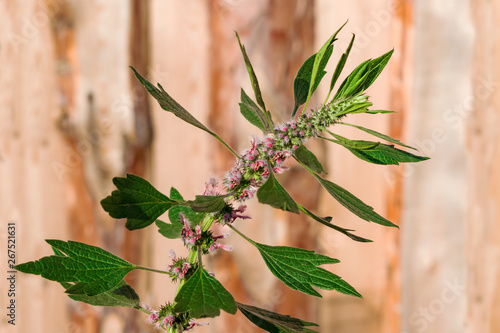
[135,265,173,275]
[169,214,216,333]
[227,224,256,246]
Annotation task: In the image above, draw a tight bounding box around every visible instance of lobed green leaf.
[16,240,135,296]
[156,219,183,239]
[186,195,226,212]
[174,268,237,318]
[236,302,319,333]
[101,174,178,230]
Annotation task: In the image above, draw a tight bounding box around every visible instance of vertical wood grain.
[402,1,473,332]
[468,1,500,332]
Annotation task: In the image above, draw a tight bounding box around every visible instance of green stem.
[227,224,256,246]
[212,133,240,159]
[172,214,216,308]
[135,266,173,276]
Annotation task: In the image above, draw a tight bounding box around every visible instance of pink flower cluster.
[167,250,191,280]
[180,213,202,249]
[180,213,233,253]
[142,303,207,331]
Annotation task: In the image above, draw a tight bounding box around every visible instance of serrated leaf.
[101,174,178,230]
[257,172,299,214]
[297,204,372,243]
[235,33,269,119]
[16,240,135,296]
[174,268,237,318]
[293,145,326,174]
[61,280,141,309]
[240,88,272,133]
[302,21,348,114]
[236,302,319,333]
[313,175,397,227]
[186,195,226,212]
[345,143,429,165]
[168,188,204,225]
[132,68,239,157]
[334,49,394,99]
[292,46,333,117]
[132,67,213,134]
[253,242,361,298]
[339,122,416,150]
[156,219,184,239]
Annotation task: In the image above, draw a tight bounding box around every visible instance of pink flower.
[180,213,202,248]
[147,312,159,324]
[204,177,219,196]
[162,315,175,327]
[186,319,209,330]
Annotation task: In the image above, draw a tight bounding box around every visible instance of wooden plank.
[0,0,71,332]
[468,1,500,331]
[402,1,472,332]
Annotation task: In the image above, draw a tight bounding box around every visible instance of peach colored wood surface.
[3,1,500,333]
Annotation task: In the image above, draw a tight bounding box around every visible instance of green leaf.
[302,21,348,113]
[174,268,237,318]
[339,122,417,150]
[168,188,204,225]
[334,49,394,99]
[61,280,141,309]
[236,302,319,333]
[156,219,183,239]
[325,132,380,150]
[157,188,205,239]
[132,67,214,135]
[16,240,135,296]
[297,204,372,243]
[235,33,270,121]
[324,33,355,103]
[186,195,226,212]
[365,109,394,114]
[240,89,272,133]
[293,145,326,174]
[253,242,361,298]
[345,144,429,165]
[313,175,397,227]
[292,46,333,117]
[101,174,178,230]
[131,68,239,157]
[257,172,299,214]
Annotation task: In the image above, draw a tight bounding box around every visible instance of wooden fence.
[1,0,499,332]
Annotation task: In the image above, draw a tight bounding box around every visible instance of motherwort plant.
[17,23,428,332]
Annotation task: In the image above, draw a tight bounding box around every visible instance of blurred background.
[0,0,498,332]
